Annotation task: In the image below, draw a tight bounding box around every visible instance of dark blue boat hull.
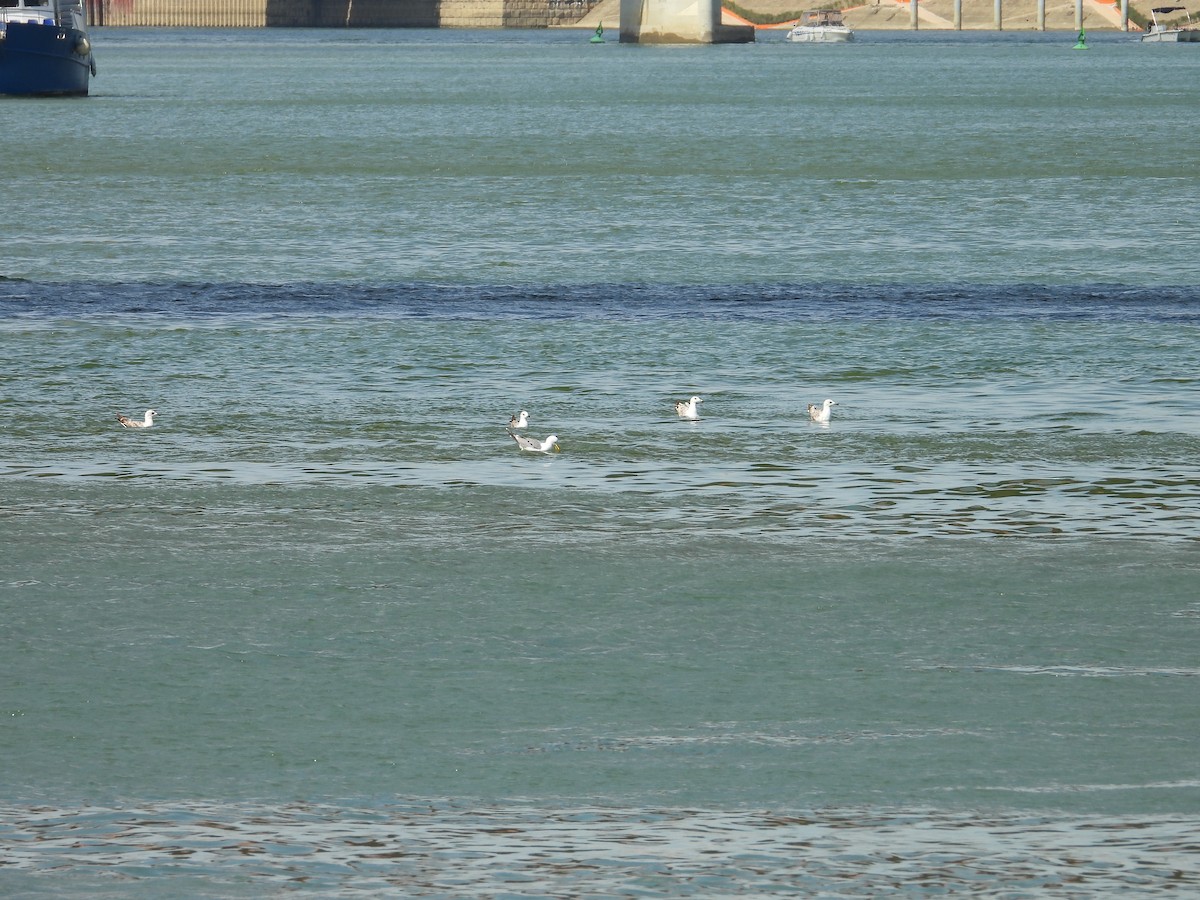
[0,20,93,96]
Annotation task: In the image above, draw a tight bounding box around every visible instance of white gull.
[674,396,703,419]
[508,410,530,429]
[117,409,157,428]
[509,430,561,453]
[807,399,837,424]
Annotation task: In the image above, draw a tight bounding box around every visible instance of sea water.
[1,28,1198,897]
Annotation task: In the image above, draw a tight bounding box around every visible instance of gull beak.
[553,444,562,453]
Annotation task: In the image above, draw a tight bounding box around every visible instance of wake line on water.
[2,282,1199,324]
[921,664,1200,678]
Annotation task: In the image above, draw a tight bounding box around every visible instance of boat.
[0,0,96,96]
[786,9,854,43]
[1140,5,1200,41]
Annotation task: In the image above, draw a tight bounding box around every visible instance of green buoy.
[1073,28,1088,49]
[590,22,605,43]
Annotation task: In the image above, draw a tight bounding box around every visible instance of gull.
[508,410,530,429]
[807,399,837,424]
[116,409,157,428]
[509,430,561,453]
[674,396,703,419]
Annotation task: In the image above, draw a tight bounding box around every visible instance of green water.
[4,28,1198,284]
[1,27,1198,898]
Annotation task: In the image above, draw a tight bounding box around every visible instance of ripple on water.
[2,460,1198,543]
[1,801,1197,897]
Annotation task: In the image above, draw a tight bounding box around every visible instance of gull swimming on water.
[116,409,157,428]
[509,430,561,453]
[674,396,703,419]
[807,399,837,424]
[508,410,530,429]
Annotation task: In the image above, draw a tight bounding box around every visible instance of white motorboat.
[787,9,854,43]
[1141,5,1200,41]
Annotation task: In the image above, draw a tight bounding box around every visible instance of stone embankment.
[573,0,1155,29]
[86,0,1162,29]
[91,0,603,28]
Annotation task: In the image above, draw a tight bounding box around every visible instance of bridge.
[618,0,753,42]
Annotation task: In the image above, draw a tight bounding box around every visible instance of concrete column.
[1121,0,1128,29]
[994,0,1002,29]
[1037,0,1045,29]
[1075,0,1083,30]
[620,0,754,42]
[910,0,918,30]
[953,0,961,29]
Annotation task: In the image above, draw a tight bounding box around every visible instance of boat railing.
[1,7,56,23]
[799,9,846,26]
[0,0,86,27]
[1148,4,1195,29]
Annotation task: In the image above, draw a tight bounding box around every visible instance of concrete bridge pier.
[619,0,755,43]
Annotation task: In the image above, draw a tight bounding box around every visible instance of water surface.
[2,28,1198,898]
